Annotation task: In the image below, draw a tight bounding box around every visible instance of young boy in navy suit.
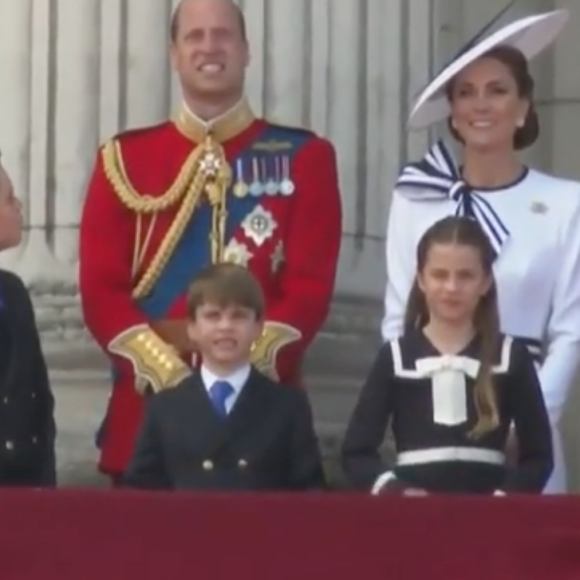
[124,263,326,491]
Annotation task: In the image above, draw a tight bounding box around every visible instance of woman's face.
[448,55,529,152]
[0,164,23,251]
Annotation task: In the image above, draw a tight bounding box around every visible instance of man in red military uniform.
[79,0,342,481]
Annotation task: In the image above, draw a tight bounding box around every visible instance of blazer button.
[202,460,213,471]
[5,440,14,451]
[238,459,248,469]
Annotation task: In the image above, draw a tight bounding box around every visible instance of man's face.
[170,0,249,102]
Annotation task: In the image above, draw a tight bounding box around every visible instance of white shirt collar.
[200,363,251,394]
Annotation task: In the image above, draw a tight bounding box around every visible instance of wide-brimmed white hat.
[408,7,569,130]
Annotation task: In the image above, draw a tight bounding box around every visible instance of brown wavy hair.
[404,216,500,438]
[446,45,539,151]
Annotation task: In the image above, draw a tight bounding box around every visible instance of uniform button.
[31,393,36,399]
[202,460,213,471]
[238,459,248,468]
[2,397,8,404]
[5,440,14,450]
[32,437,38,444]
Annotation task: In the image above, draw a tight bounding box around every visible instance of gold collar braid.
[173,98,255,143]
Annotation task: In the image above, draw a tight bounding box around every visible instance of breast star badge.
[270,240,284,274]
[199,151,221,178]
[223,239,253,266]
[241,205,277,246]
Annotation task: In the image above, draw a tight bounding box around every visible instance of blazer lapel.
[224,368,270,439]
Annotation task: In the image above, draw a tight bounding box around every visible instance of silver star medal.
[199,151,221,178]
[223,239,254,266]
[241,205,277,247]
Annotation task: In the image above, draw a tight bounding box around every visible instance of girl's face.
[448,55,528,152]
[417,242,492,325]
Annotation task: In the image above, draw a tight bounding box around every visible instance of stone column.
[0,0,34,270]
[550,0,580,493]
[0,0,442,485]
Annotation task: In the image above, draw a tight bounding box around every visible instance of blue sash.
[137,124,312,319]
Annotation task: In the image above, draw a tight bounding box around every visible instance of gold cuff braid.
[108,325,192,393]
[250,321,302,380]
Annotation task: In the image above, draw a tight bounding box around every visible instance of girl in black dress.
[341,216,553,495]
[0,155,56,487]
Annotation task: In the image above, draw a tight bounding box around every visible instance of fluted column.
[0,0,435,314]
[0,0,33,270]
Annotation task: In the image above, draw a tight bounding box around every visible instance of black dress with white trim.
[341,330,553,495]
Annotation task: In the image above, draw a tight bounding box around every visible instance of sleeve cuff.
[371,471,397,495]
[108,324,192,393]
[250,320,302,380]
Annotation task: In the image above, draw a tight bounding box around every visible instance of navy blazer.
[124,367,326,491]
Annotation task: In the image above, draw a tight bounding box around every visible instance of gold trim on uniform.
[173,98,256,144]
[107,324,192,394]
[102,132,232,299]
[250,321,302,380]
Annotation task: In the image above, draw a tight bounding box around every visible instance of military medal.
[279,156,295,195]
[241,205,277,246]
[249,157,263,196]
[232,159,248,198]
[263,158,278,195]
[270,240,284,274]
[223,239,254,266]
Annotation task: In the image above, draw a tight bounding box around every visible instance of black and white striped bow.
[395,140,509,254]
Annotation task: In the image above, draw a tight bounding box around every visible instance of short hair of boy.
[186,263,265,319]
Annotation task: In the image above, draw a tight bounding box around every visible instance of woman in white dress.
[382,7,580,494]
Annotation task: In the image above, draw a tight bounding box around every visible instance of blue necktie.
[209,381,234,417]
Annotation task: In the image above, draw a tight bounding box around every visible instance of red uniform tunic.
[79,100,343,476]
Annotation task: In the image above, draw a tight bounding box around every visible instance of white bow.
[415,355,480,426]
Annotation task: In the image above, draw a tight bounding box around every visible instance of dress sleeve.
[539,196,580,424]
[500,338,554,493]
[381,190,417,341]
[340,343,396,492]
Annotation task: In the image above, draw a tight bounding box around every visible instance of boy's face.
[187,302,263,368]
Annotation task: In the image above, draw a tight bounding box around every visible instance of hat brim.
[407,9,569,130]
